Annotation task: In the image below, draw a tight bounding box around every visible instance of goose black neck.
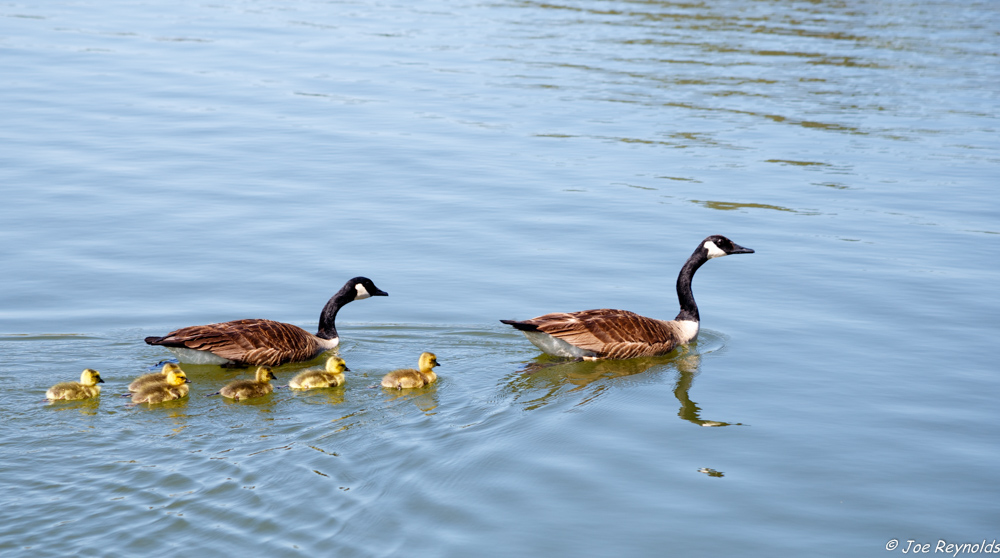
[674,247,709,322]
[316,288,355,340]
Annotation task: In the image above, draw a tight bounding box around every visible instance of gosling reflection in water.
[510,349,741,427]
[382,385,439,415]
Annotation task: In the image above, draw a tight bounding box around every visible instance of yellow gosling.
[219,366,277,401]
[289,357,349,390]
[46,369,104,401]
[128,362,183,392]
[381,352,439,390]
[131,368,191,404]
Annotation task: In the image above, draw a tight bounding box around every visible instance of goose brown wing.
[146,319,320,366]
[524,309,681,359]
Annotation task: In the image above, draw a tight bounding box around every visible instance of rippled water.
[2,0,998,556]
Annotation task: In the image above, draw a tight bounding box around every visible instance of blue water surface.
[1,0,998,556]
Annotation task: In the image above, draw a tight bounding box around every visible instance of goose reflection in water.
[508,347,741,427]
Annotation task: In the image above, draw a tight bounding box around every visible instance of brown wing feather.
[523,309,683,359]
[149,319,321,366]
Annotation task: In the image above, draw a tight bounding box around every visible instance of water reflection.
[505,348,742,426]
[671,352,741,427]
[319,410,368,437]
[381,385,440,415]
[690,199,797,213]
[46,397,100,416]
[510,0,912,143]
[294,387,347,406]
[218,394,275,406]
[128,397,191,412]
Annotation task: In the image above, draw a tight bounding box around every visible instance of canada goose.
[501,235,754,360]
[128,362,183,392]
[218,366,277,400]
[144,277,388,366]
[131,367,191,404]
[381,352,440,389]
[46,369,104,401]
[288,356,349,390]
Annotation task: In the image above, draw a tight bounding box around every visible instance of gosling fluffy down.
[128,362,183,392]
[131,367,191,404]
[381,352,440,389]
[46,369,104,401]
[219,366,277,401]
[288,357,349,390]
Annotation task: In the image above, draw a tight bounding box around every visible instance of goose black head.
[345,276,389,301]
[702,235,754,259]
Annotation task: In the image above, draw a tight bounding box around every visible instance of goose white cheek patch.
[704,240,727,259]
[355,283,371,300]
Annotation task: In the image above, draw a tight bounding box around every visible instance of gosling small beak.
[97,377,105,384]
[344,366,351,372]
[184,378,192,383]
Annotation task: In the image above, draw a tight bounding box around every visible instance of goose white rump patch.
[522,331,597,359]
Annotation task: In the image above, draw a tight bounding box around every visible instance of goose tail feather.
[499,319,539,332]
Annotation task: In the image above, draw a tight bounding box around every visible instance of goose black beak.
[374,289,389,296]
[729,243,754,255]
